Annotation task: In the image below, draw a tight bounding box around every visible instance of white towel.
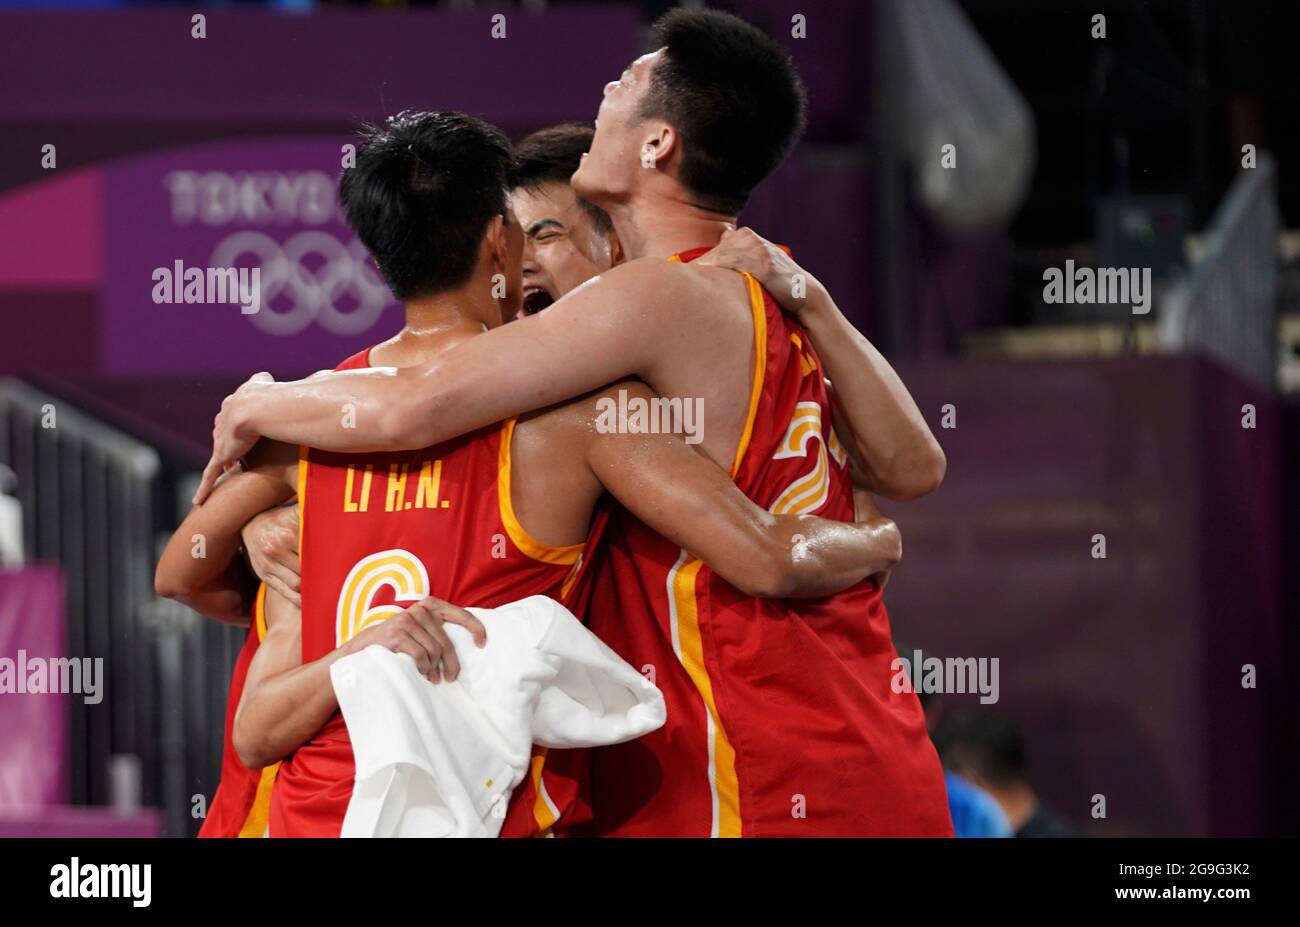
[330,594,664,837]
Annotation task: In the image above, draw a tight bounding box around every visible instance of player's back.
[578,248,953,837]
[267,345,595,837]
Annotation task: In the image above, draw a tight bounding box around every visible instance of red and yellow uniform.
[198,585,279,838]
[575,249,953,837]
[266,348,599,837]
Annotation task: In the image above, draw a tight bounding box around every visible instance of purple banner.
[102,138,404,377]
[0,566,67,812]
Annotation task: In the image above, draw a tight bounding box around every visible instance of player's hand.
[241,504,301,606]
[854,486,897,589]
[193,372,274,506]
[346,596,487,684]
[697,227,824,322]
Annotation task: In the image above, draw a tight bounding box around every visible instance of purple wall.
[884,354,1288,836]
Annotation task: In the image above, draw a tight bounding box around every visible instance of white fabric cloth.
[330,594,664,837]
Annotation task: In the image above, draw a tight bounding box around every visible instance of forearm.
[171,561,256,627]
[800,286,946,500]
[233,650,346,769]
[231,271,665,454]
[232,367,427,453]
[776,513,900,598]
[155,468,290,607]
[650,491,898,600]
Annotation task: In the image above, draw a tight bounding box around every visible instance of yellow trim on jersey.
[658,253,767,836]
[237,762,280,838]
[253,582,268,642]
[238,584,279,837]
[529,747,560,836]
[730,272,767,477]
[558,553,585,601]
[665,254,765,476]
[496,418,583,566]
[296,446,308,551]
[668,551,742,837]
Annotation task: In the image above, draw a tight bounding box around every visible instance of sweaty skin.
[159,324,901,768]
[512,181,619,317]
[195,49,943,507]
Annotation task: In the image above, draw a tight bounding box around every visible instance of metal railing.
[0,378,240,835]
[1158,153,1280,389]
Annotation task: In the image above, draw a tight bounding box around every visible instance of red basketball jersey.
[575,249,953,837]
[266,347,600,837]
[198,584,280,837]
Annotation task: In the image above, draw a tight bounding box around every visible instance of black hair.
[933,711,1030,787]
[339,110,514,300]
[511,122,612,235]
[638,8,807,215]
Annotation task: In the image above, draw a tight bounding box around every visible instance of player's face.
[510,182,612,316]
[572,49,664,206]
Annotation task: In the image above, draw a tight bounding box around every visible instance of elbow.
[153,564,186,601]
[732,541,801,599]
[233,716,271,771]
[878,443,946,502]
[733,572,794,600]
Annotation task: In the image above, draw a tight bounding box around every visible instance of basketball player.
[510,122,621,319]
[193,10,953,836]
[158,111,903,837]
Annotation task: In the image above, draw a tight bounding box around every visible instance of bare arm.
[232,591,335,770]
[234,595,487,770]
[154,442,298,624]
[195,259,693,503]
[697,228,946,501]
[584,383,900,599]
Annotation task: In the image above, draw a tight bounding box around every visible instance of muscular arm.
[806,302,946,501]
[583,382,900,599]
[196,259,693,502]
[234,595,486,770]
[232,592,335,770]
[154,441,298,624]
[697,228,946,501]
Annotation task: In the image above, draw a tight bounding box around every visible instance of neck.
[374,283,498,367]
[605,190,736,261]
[404,267,502,333]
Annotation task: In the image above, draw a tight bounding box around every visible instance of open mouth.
[522,286,556,316]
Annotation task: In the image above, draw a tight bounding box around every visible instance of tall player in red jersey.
[197,11,954,836]
[160,111,905,837]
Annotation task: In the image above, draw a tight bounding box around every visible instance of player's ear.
[640,121,676,171]
[484,214,508,273]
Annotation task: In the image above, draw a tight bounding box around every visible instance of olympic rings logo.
[209,230,396,336]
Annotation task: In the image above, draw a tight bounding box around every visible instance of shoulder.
[558,258,740,317]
